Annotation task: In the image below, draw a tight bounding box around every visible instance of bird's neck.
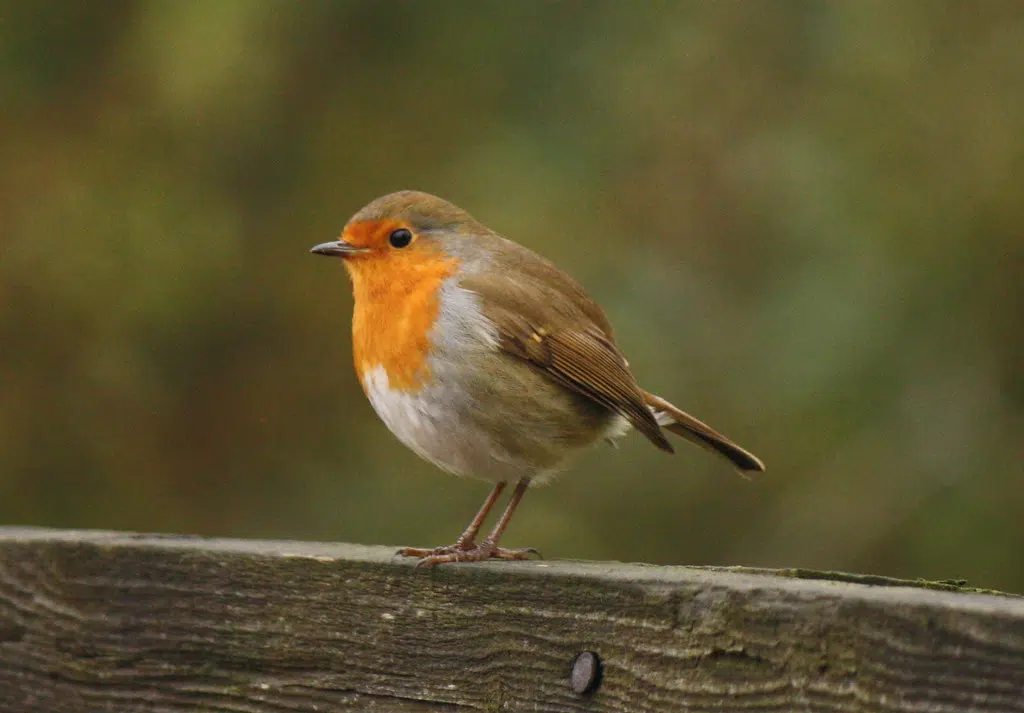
[347,253,460,392]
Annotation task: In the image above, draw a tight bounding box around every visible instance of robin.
[311,191,764,567]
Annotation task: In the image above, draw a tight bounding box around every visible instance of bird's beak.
[309,240,368,257]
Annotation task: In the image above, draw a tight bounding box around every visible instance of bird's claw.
[396,542,542,567]
[395,541,473,559]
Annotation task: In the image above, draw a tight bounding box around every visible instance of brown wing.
[461,271,673,453]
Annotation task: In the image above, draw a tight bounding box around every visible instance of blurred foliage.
[1,1,1021,591]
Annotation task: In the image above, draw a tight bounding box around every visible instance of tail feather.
[643,391,765,475]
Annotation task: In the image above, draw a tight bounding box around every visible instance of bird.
[311,190,764,567]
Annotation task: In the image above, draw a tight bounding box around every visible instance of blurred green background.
[2,2,1021,591]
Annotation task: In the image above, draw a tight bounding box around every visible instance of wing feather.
[461,272,673,453]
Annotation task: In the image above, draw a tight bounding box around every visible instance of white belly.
[362,365,527,481]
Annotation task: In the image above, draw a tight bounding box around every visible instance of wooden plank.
[0,527,1021,712]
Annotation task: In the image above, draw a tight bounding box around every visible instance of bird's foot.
[396,541,472,558]
[397,540,541,567]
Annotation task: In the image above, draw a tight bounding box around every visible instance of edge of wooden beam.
[1,525,1019,612]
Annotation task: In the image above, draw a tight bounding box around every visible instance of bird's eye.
[388,228,413,248]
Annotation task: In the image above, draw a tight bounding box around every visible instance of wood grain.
[0,527,1022,712]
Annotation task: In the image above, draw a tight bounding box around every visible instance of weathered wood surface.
[0,528,1022,712]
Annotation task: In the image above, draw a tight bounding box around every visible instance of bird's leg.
[396,481,506,558]
[451,480,507,548]
[477,478,531,554]
[414,478,540,567]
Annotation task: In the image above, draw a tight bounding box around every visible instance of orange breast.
[346,248,459,392]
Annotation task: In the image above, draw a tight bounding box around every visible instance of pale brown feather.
[460,272,674,453]
[643,391,765,473]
